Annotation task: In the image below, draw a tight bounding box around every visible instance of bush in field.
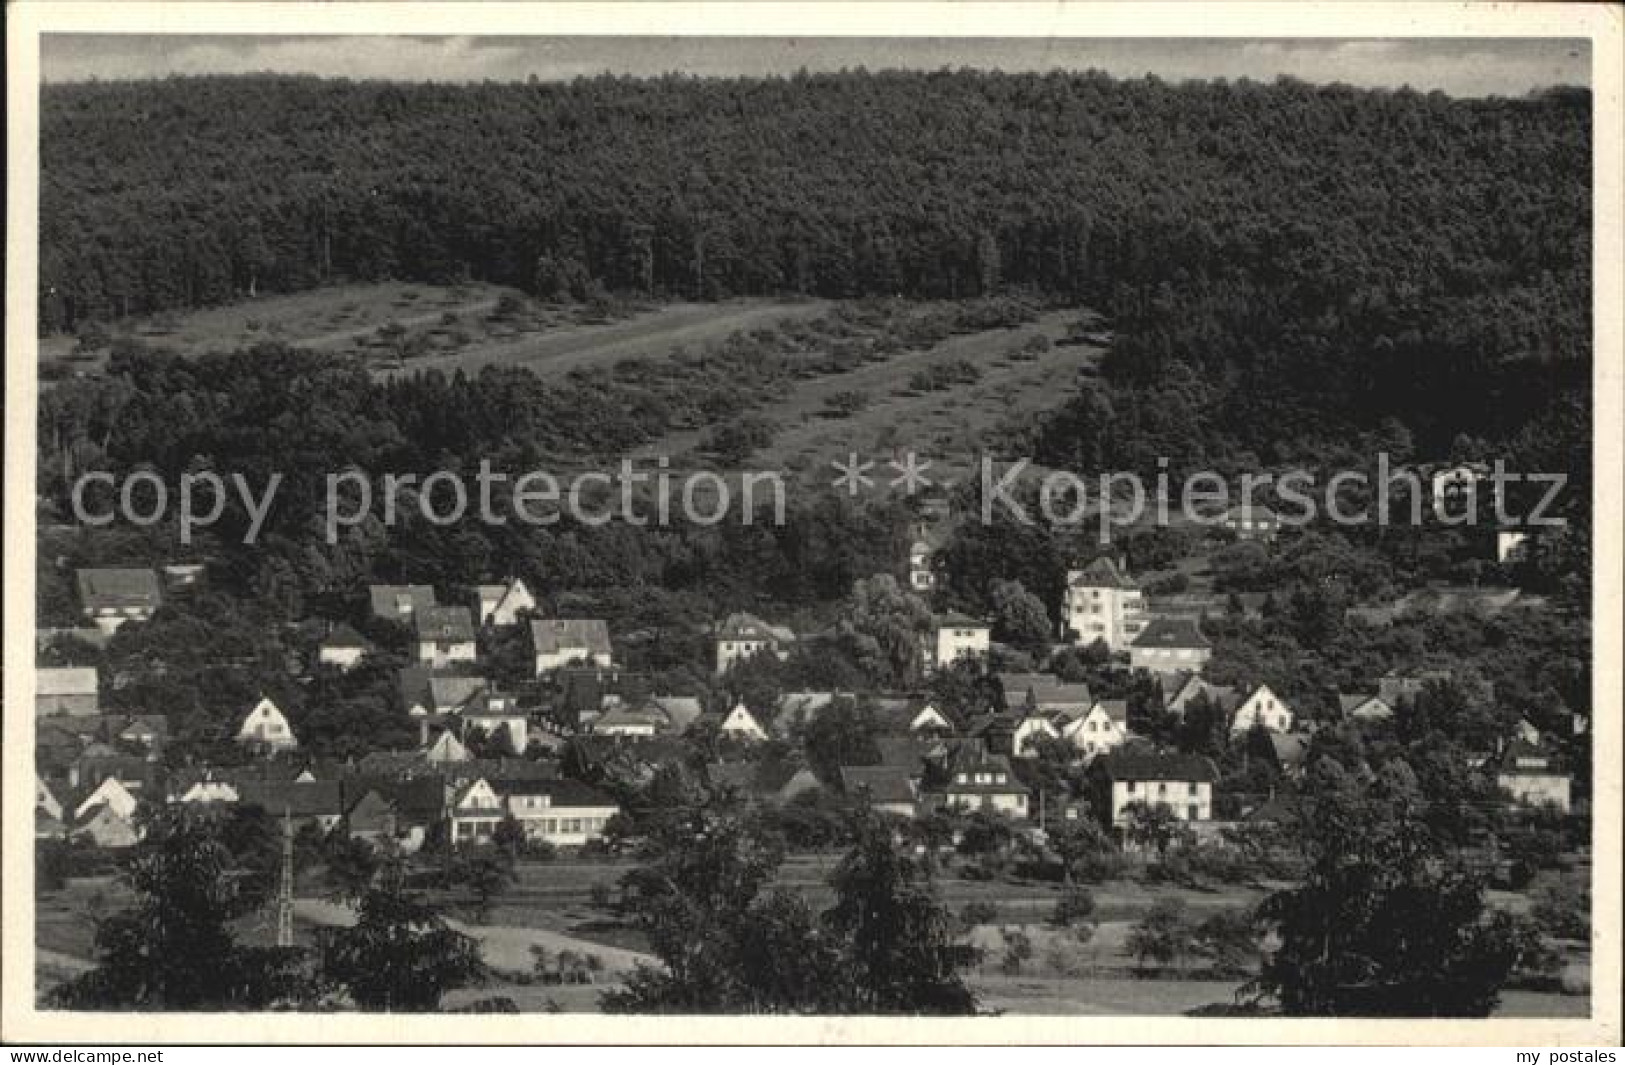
[703,415,776,464]
[1193,908,1259,977]
[998,927,1034,975]
[824,389,871,416]
[1531,875,1590,940]
[1127,897,1196,972]
[1050,884,1098,935]
[959,900,998,931]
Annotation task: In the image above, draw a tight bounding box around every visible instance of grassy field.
[632,307,1102,485]
[34,859,1590,1017]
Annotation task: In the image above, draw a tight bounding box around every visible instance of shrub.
[959,900,998,931]
[1050,884,1098,930]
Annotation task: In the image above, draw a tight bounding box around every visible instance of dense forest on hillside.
[40,71,1591,468]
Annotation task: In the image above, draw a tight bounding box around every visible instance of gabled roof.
[1094,750,1218,783]
[320,623,373,651]
[1069,557,1139,590]
[369,584,437,619]
[1093,699,1129,726]
[76,568,161,610]
[531,619,612,656]
[416,605,476,643]
[492,777,618,808]
[236,780,348,818]
[36,667,99,698]
[840,765,917,806]
[874,735,941,770]
[429,674,488,713]
[715,612,787,642]
[1497,738,1565,776]
[934,611,989,631]
[996,672,1092,710]
[648,696,703,733]
[593,706,666,731]
[462,691,525,719]
[1265,732,1309,767]
[1131,618,1211,651]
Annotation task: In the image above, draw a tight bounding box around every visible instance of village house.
[73,775,140,824]
[1061,557,1147,651]
[1495,739,1572,813]
[906,518,944,593]
[236,696,299,752]
[76,567,162,634]
[1161,673,1240,718]
[1057,699,1131,758]
[1497,529,1531,564]
[532,619,614,673]
[499,778,622,847]
[997,672,1093,717]
[1377,668,1455,706]
[1129,618,1213,675]
[591,703,666,738]
[399,669,488,717]
[36,776,64,824]
[345,779,447,852]
[473,576,537,627]
[907,702,956,736]
[1229,684,1294,734]
[926,747,1030,818]
[457,690,529,754]
[414,606,478,669]
[74,803,140,848]
[369,584,437,624]
[447,776,504,844]
[1430,461,1491,511]
[1010,712,1061,758]
[235,780,349,834]
[317,623,374,671]
[35,667,99,717]
[1088,750,1218,830]
[1339,692,1395,723]
[423,728,472,763]
[1214,502,1282,541]
[839,765,919,819]
[931,613,991,671]
[647,695,704,735]
[717,701,769,742]
[713,612,794,675]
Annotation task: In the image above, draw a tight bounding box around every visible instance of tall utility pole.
[276,805,294,948]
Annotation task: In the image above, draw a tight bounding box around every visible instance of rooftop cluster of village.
[35,470,1581,866]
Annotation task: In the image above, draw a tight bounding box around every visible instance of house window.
[1188,783,1199,796]
[1126,781,1137,794]
[1187,805,1199,820]
[1157,783,1167,797]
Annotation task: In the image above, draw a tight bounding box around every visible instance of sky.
[39,36,1590,98]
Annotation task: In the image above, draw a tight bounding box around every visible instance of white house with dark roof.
[931,613,991,670]
[928,747,1030,817]
[1338,692,1394,723]
[1059,699,1131,758]
[369,584,437,623]
[235,696,298,752]
[532,619,613,673]
[1062,557,1147,651]
[415,606,478,669]
[459,690,528,754]
[714,612,793,675]
[1088,750,1219,828]
[317,623,373,671]
[1215,502,1282,541]
[1129,618,1212,675]
[474,577,537,627]
[718,702,769,742]
[1495,740,1571,813]
[1229,684,1294,734]
[76,568,162,633]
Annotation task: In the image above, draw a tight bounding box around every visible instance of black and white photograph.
[4,1,1620,1046]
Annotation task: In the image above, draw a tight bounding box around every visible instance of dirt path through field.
[294,897,656,975]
